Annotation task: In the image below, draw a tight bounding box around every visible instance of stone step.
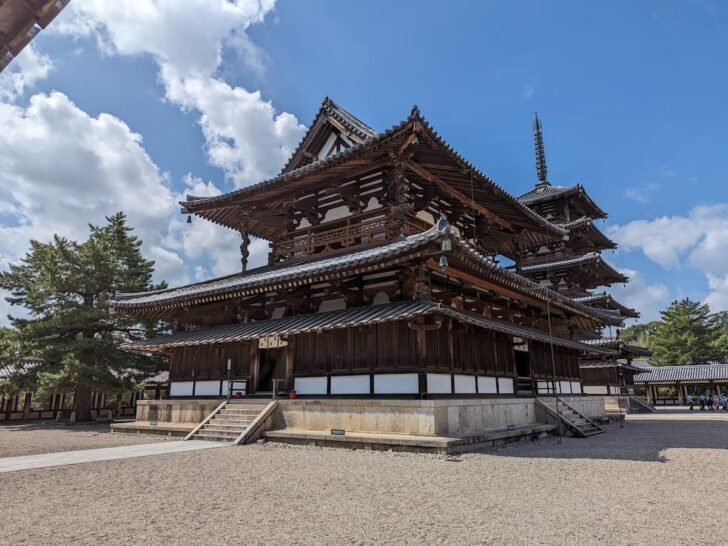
[192,433,233,443]
[211,416,255,424]
[204,422,251,430]
[196,429,241,438]
[219,408,265,416]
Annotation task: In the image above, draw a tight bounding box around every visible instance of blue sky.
[1,0,727,324]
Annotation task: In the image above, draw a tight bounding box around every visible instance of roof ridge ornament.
[410,104,421,118]
[533,112,549,187]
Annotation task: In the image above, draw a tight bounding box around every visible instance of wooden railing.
[270,211,432,263]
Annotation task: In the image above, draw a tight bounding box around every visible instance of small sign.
[330,428,346,436]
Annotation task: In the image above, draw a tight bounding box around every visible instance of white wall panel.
[427,373,452,394]
[330,375,370,395]
[571,381,582,394]
[169,381,193,397]
[498,377,514,394]
[477,376,498,394]
[294,377,328,395]
[374,373,419,394]
[194,381,221,396]
[454,374,476,394]
[583,385,609,395]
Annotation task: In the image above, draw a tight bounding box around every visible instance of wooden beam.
[404,160,514,231]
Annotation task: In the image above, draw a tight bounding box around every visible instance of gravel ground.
[0,423,166,458]
[1,410,728,545]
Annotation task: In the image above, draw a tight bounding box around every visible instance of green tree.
[711,311,728,362]
[618,321,659,348]
[0,213,167,420]
[649,298,719,365]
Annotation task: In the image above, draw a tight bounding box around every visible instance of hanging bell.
[186,214,192,224]
[441,238,452,252]
[439,254,448,271]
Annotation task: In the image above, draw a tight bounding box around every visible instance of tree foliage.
[0,213,167,419]
[648,299,721,365]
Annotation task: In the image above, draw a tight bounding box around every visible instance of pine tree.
[649,298,719,365]
[0,213,167,420]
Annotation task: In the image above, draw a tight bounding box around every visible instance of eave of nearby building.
[181,105,568,248]
[0,0,70,72]
[110,217,622,326]
[517,183,608,220]
[120,299,617,356]
[578,360,647,374]
[579,338,651,357]
[634,363,728,384]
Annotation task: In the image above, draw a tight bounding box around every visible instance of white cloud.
[53,0,305,187]
[608,268,670,323]
[610,203,728,312]
[0,45,53,102]
[625,183,661,204]
[0,92,187,322]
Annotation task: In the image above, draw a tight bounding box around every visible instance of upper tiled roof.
[121,299,616,355]
[634,363,728,384]
[182,105,569,244]
[573,291,639,319]
[578,360,646,373]
[513,253,628,285]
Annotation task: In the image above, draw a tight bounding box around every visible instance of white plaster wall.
[454,375,476,394]
[427,373,452,394]
[169,381,193,397]
[194,381,221,396]
[322,205,351,223]
[372,292,390,305]
[583,385,609,395]
[330,375,370,395]
[477,376,498,394]
[559,381,572,394]
[374,373,419,394]
[571,381,582,394]
[498,377,515,394]
[294,377,328,395]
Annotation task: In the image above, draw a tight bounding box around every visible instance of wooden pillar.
[250,339,260,393]
[676,383,684,403]
[285,337,295,390]
[644,383,652,403]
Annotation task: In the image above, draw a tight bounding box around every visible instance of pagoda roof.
[120,300,616,356]
[562,217,616,251]
[181,105,568,248]
[513,252,628,286]
[573,291,639,319]
[0,0,69,72]
[281,97,378,174]
[578,338,651,357]
[518,183,607,219]
[111,217,621,326]
[578,360,646,374]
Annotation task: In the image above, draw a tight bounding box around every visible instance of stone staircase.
[628,395,656,413]
[187,401,271,444]
[536,398,605,438]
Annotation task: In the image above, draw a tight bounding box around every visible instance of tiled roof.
[182,106,569,242]
[121,300,616,355]
[0,357,42,380]
[578,338,651,356]
[579,360,646,373]
[513,252,628,283]
[562,217,616,249]
[573,291,639,319]
[280,97,378,174]
[110,218,622,326]
[634,363,728,384]
[517,183,607,219]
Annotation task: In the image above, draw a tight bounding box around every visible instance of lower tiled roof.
[121,300,615,355]
[634,363,728,384]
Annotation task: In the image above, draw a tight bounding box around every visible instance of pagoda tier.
[181,103,569,265]
[573,291,639,319]
[509,252,628,296]
[517,183,607,223]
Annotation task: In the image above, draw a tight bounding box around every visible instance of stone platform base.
[111,421,193,437]
[264,423,556,455]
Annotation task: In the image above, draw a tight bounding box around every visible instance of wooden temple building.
[112,100,641,404]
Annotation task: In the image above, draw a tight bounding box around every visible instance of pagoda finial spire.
[533,112,549,186]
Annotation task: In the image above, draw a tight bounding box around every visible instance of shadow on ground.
[482,412,728,463]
